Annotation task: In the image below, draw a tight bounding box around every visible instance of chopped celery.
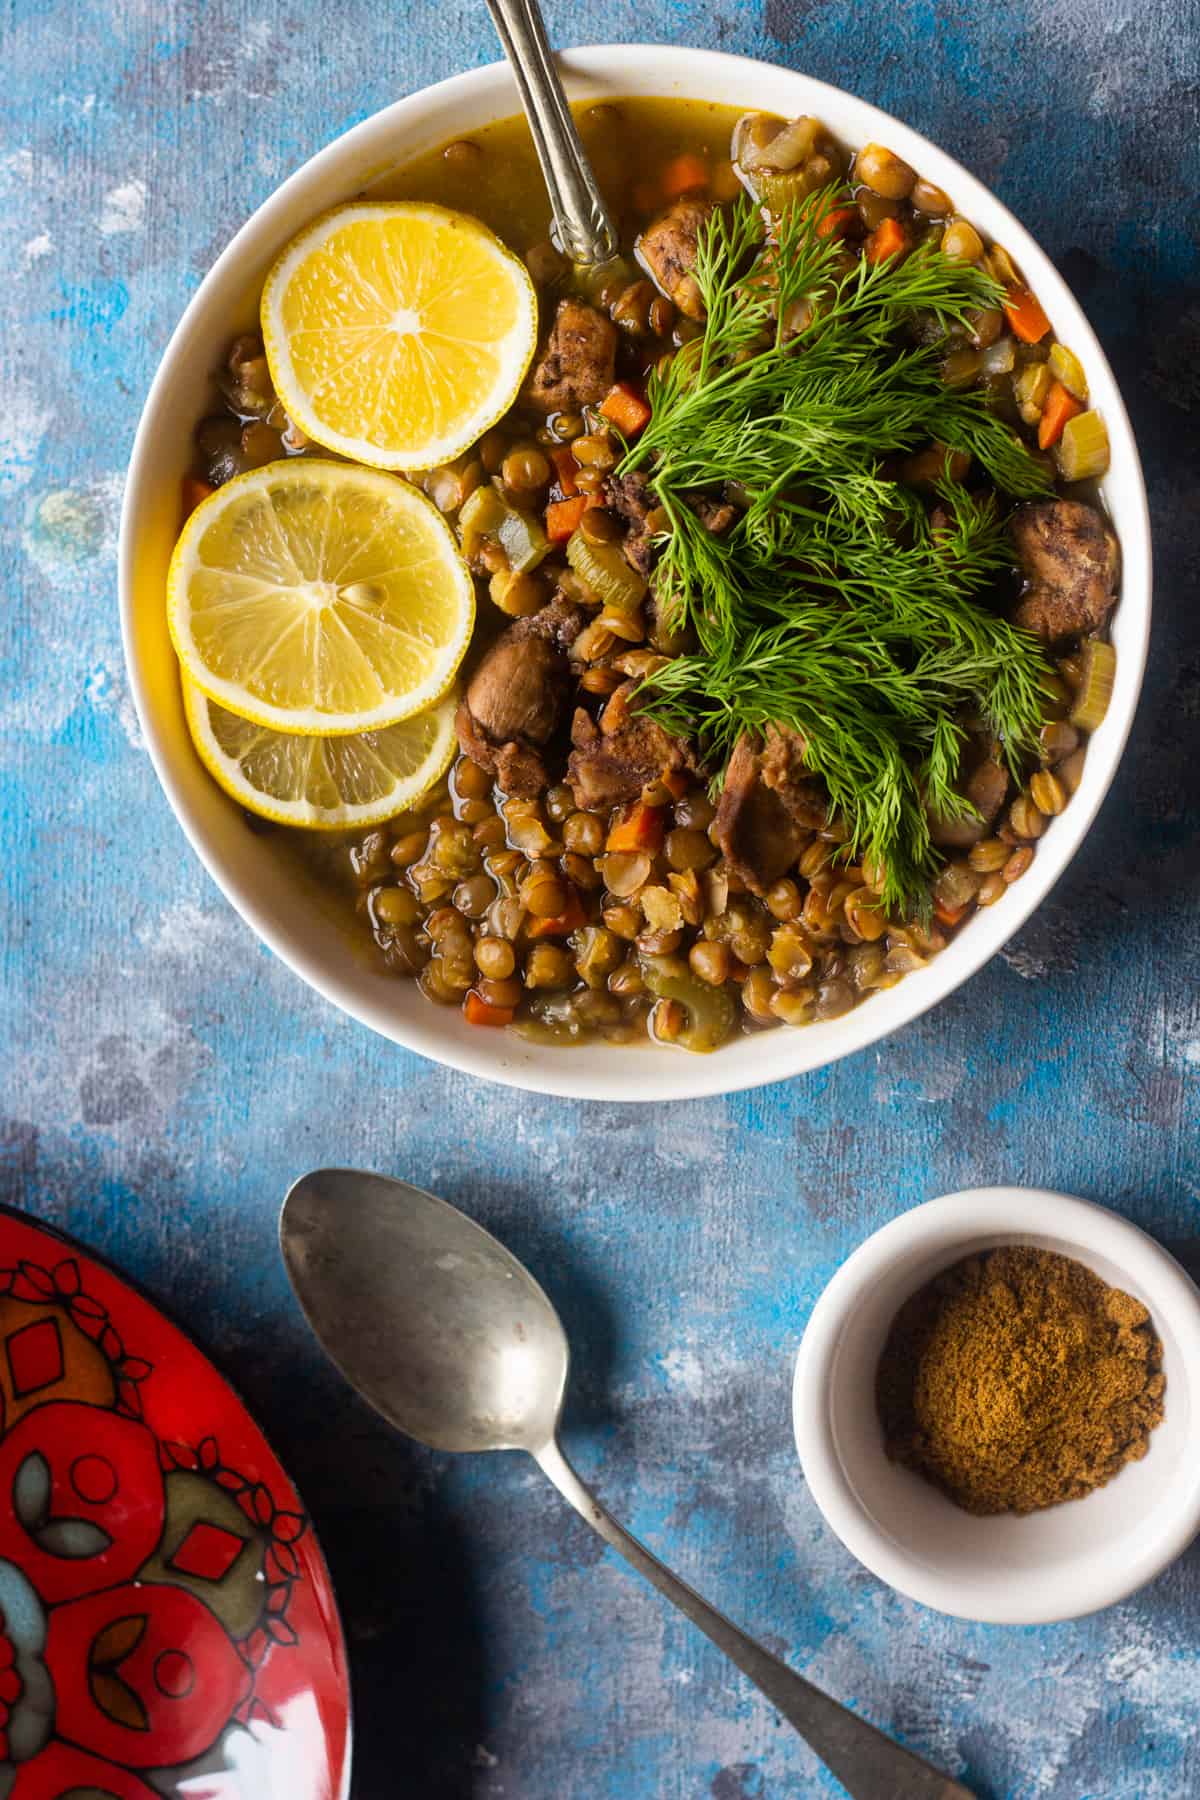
[756,165,825,212]
[1054,409,1110,481]
[497,504,548,573]
[1069,640,1116,734]
[640,955,737,1053]
[459,481,548,572]
[458,482,505,554]
[566,529,647,612]
[1048,342,1089,400]
[1013,361,1051,424]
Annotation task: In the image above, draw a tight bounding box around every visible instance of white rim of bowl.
[119,47,1153,1101]
[792,1188,1200,1623]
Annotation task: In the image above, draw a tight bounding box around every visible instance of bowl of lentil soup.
[120,46,1150,1100]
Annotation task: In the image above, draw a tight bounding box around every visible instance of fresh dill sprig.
[618,190,1054,912]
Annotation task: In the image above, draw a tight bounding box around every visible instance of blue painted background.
[3,0,1199,1794]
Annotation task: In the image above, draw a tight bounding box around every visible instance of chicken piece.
[523,593,586,654]
[605,470,657,577]
[758,725,828,825]
[637,199,714,322]
[927,755,1010,850]
[1010,499,1120,644]
[526,299,618,414]
[455,598,585,797]
[685,491,738,534]
[603,472,736,585]
[566,682,696,811]
[714,727,827,895]
[454,704,550,798]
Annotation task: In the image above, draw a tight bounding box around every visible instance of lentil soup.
[178,99,1120,1053]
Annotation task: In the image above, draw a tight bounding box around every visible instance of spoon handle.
[482,0,618,265]
[535,1439,973,1800]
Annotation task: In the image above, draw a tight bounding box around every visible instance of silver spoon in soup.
[483,0,619,266]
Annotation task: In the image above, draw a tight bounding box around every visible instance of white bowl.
[119,46,1152,1102]
[792,1188,1200,1624]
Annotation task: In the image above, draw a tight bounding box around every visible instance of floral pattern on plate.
[0,1213,350,1799]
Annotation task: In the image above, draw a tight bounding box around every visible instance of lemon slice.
[168,459,474,734]
[183,676,458,829]
[261,201,538,470]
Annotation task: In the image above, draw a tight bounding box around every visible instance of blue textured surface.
[3,1,1200,1796]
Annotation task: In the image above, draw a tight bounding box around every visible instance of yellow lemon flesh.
[261,201,538,470]
[168,459,474,735]
[182,676,457,829]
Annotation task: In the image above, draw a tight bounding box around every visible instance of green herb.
[620,192,1055,913]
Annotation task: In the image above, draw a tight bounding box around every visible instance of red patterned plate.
[0,1207,351,1799]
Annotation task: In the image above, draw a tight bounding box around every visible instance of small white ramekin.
[793,1188,1200,1624]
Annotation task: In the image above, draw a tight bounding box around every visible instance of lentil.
[474,937,516,980]
[1029,770,1066,816]
[526,943,575,988]
[1008,794,1046,840]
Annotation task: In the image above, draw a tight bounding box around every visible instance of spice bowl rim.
[118,45,1152,1101]
[792,1186,1200,1624]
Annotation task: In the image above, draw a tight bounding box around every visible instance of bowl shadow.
[335,1488,487,1798]
[259,1346,493,1798]
[1067,257,1200,904]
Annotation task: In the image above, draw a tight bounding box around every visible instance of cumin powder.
[876,1246,1165,1515]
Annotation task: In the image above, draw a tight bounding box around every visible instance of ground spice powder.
[876,1245,1166,1515]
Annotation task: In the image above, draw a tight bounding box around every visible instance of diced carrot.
[181,476,214,522]
[550,445,579,498]
[545,494,589,543]
[661,153,709,200]
[464,991,515,1027]
[527,886,587,938]
[814,205,857,240]
[864,217,909,265]
[662,769,691,799]
[599,381,652,438]
[1037,380,1084,450]
[933,899,969,929]
[606,800,666,855]
[1003,284,1051,344]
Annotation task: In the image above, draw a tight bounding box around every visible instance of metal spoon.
[482,0,618,266]
[280,1169,973,1800]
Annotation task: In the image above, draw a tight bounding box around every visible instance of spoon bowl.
[281,1168,567,1453]
[281,1168,975,1800]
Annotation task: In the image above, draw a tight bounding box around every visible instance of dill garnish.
[620,192,1055,912]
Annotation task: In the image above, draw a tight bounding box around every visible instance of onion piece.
[748,115,821,172]
[981,336,1016,376]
